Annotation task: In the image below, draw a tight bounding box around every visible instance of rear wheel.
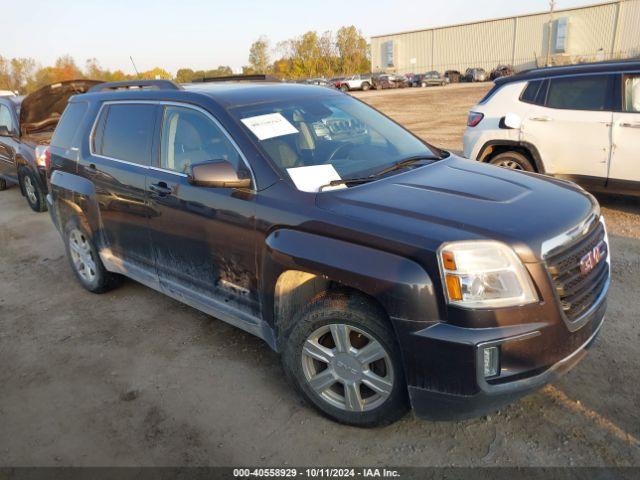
[361,82,370,91]
[489,151,535,172]
[63,218,121,293]
[340,84,349,93]
[19,168,46,212]
[282,291,409,427]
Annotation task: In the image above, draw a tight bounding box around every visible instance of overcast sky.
[4,0,602,74]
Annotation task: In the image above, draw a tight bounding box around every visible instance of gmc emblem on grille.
[579,240,607,275]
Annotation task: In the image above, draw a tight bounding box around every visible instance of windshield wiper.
[373,155,437,177]
[319,155,436,191]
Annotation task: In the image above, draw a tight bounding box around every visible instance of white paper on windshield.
[241,113,299,140]
[287,164,346,193]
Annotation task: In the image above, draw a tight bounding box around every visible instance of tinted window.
[546,75,612,111]
[51,102,88,148]
[0,104,14,132]
[160,106,242,174]
[623,74,640,113]
[97,104,156,165]
[520,80,543,104]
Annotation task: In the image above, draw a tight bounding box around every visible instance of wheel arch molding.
[477,140,546,174]
[49,170,103,243]
[261,228,439,338]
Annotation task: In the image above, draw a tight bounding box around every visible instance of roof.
[370,0,619,39]
[494,59,640,86]
[78,81,342,109]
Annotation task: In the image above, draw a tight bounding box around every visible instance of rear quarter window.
[520,80,544,105]
[51,102,89,148]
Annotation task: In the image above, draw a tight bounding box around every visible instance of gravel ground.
[0,84,638,467]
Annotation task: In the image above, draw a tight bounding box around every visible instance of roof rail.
[88,80,183,93]
[191,74,279,83]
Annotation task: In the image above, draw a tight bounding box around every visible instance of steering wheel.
[325,143,355,163]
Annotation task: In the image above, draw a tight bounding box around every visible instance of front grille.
[546,221,609,323]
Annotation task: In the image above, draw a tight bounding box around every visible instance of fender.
[477,140,546,174]
[261,228,439,328]
[49,170,103,242]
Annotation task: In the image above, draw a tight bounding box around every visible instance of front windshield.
[229,93,439,190]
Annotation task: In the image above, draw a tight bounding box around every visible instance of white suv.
[463,61,640,196]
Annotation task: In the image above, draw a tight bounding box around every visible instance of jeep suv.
[463,60,640,196]
[47,79,609,426]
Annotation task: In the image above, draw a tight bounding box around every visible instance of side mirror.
[502,113,522,130]
[188,160,251,189]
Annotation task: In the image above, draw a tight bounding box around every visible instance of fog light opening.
[483,346,500,378]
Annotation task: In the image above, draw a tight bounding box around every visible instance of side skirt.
[100,249,277,351]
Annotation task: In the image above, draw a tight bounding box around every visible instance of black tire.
[0,177,6,191]
[340,84,349,93]
[63,217,121,293]
[282,291,409,427]
[489,151,535,172]
[19,168,47,212]
[361,82,370,92]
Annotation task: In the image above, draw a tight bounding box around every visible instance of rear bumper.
[405,305,606,421]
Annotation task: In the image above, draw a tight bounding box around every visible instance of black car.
[412,71,448,87]
[0,80,99,211]
[46,79,609,426]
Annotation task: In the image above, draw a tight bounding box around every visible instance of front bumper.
[396,293,607,421]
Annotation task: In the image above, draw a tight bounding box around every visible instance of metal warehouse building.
[370,0,640,74]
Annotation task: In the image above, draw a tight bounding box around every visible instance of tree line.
[247,26,370,79]
[0,25,370,94]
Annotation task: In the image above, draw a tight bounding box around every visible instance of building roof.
[370,0,619,39]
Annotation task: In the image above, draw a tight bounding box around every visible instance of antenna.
[129,56,141,79]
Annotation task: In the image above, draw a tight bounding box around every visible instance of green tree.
[175,68,195,83]
[336,26,370,75]
[248,37,271,73]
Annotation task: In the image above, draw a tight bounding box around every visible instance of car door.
[609,72,640,188]
[521,74,614,185]
[83,102,158,281]
[0,102,18,182]
[146,104,259,316]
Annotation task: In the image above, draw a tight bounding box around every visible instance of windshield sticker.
[287,164,345,193]
[241,113,299,141]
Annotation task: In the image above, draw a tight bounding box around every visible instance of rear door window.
[51,102,88,148]
[520,80,543,104]
[623,74,640,113]
[95,103,156,166]
[546,75,613,111]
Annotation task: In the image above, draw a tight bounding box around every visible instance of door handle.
[529,116,553,122]
[149,182,172,196]
[620,122,640,129]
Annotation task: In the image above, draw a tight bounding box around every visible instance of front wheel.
[340,84,349,93]
[282,292,409,427]
[489,151,535,172]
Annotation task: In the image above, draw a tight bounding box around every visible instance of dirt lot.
[1,83,639,467]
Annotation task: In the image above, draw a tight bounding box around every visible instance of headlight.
[438,241,538,309]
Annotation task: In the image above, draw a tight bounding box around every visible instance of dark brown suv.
[46,79,609,426]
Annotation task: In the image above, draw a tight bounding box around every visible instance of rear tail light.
[35,145,51,171]
[467,111,484,127]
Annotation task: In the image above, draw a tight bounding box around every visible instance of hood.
[20,80,102,135]
[316,156,596,262]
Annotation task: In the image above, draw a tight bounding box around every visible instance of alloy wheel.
[494,159,524,170]
[24,176,37,205]
[301,323,394,412]
[68,229,97,283]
